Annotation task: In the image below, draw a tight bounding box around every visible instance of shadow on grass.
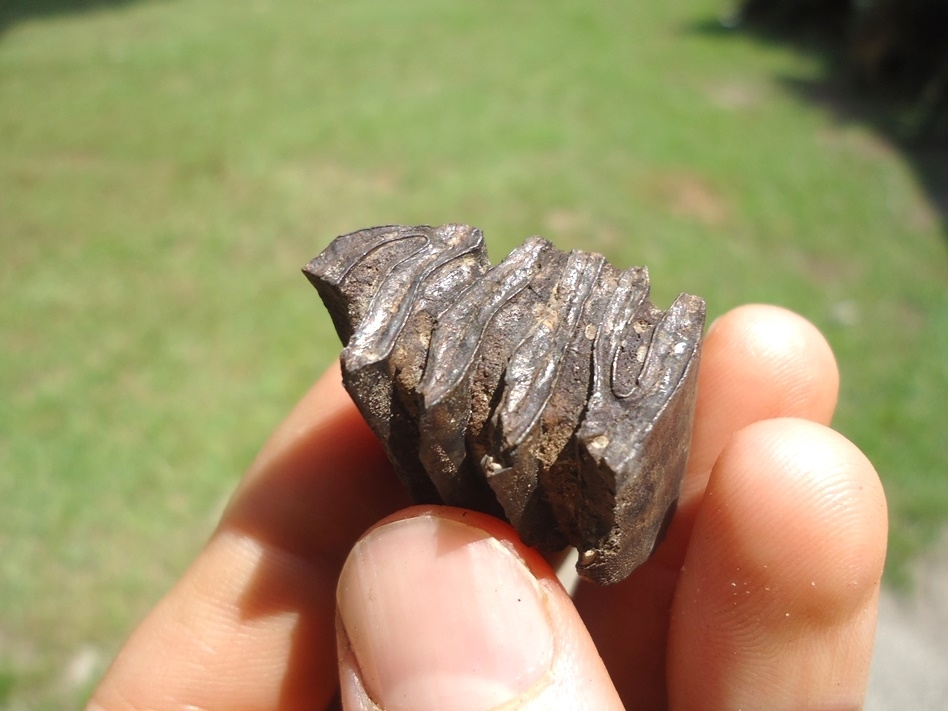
[689,17,948,243]
[781,73,948,238]
[0,0,146,37]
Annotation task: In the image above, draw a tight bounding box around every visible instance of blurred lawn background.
[1,0,946,707]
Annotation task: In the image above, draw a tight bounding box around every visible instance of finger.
[680,303,840,515]
[572,304,840,709]
[668,418,887,710]
[89,362,408,711]
[336,507,624,711]
[225,360,408,560]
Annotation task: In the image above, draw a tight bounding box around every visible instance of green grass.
[1,0,946,707]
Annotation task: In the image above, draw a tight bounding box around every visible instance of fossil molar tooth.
[303,224,706,585]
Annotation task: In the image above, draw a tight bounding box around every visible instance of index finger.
[89,362,407,711]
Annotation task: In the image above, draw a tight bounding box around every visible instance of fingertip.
[683,305,840,505]
[704,305,839,424]
[670,418,887,709]
[708,419,886,601]
[336,508,623,711]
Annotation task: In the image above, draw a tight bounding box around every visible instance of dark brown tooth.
[485,250,612,551]
[575,290,705,584]
[417,237,565,516]
[303,224,489,503]
[304,224,705,584]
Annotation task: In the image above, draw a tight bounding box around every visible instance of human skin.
[87,304,887,711]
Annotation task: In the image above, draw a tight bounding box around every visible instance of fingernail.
[337,515,554,711]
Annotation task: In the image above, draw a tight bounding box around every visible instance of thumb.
[335,507,624,711]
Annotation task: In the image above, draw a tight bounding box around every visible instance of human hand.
[87,304,887,711]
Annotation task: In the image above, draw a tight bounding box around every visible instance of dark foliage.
[734,0,948,145]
